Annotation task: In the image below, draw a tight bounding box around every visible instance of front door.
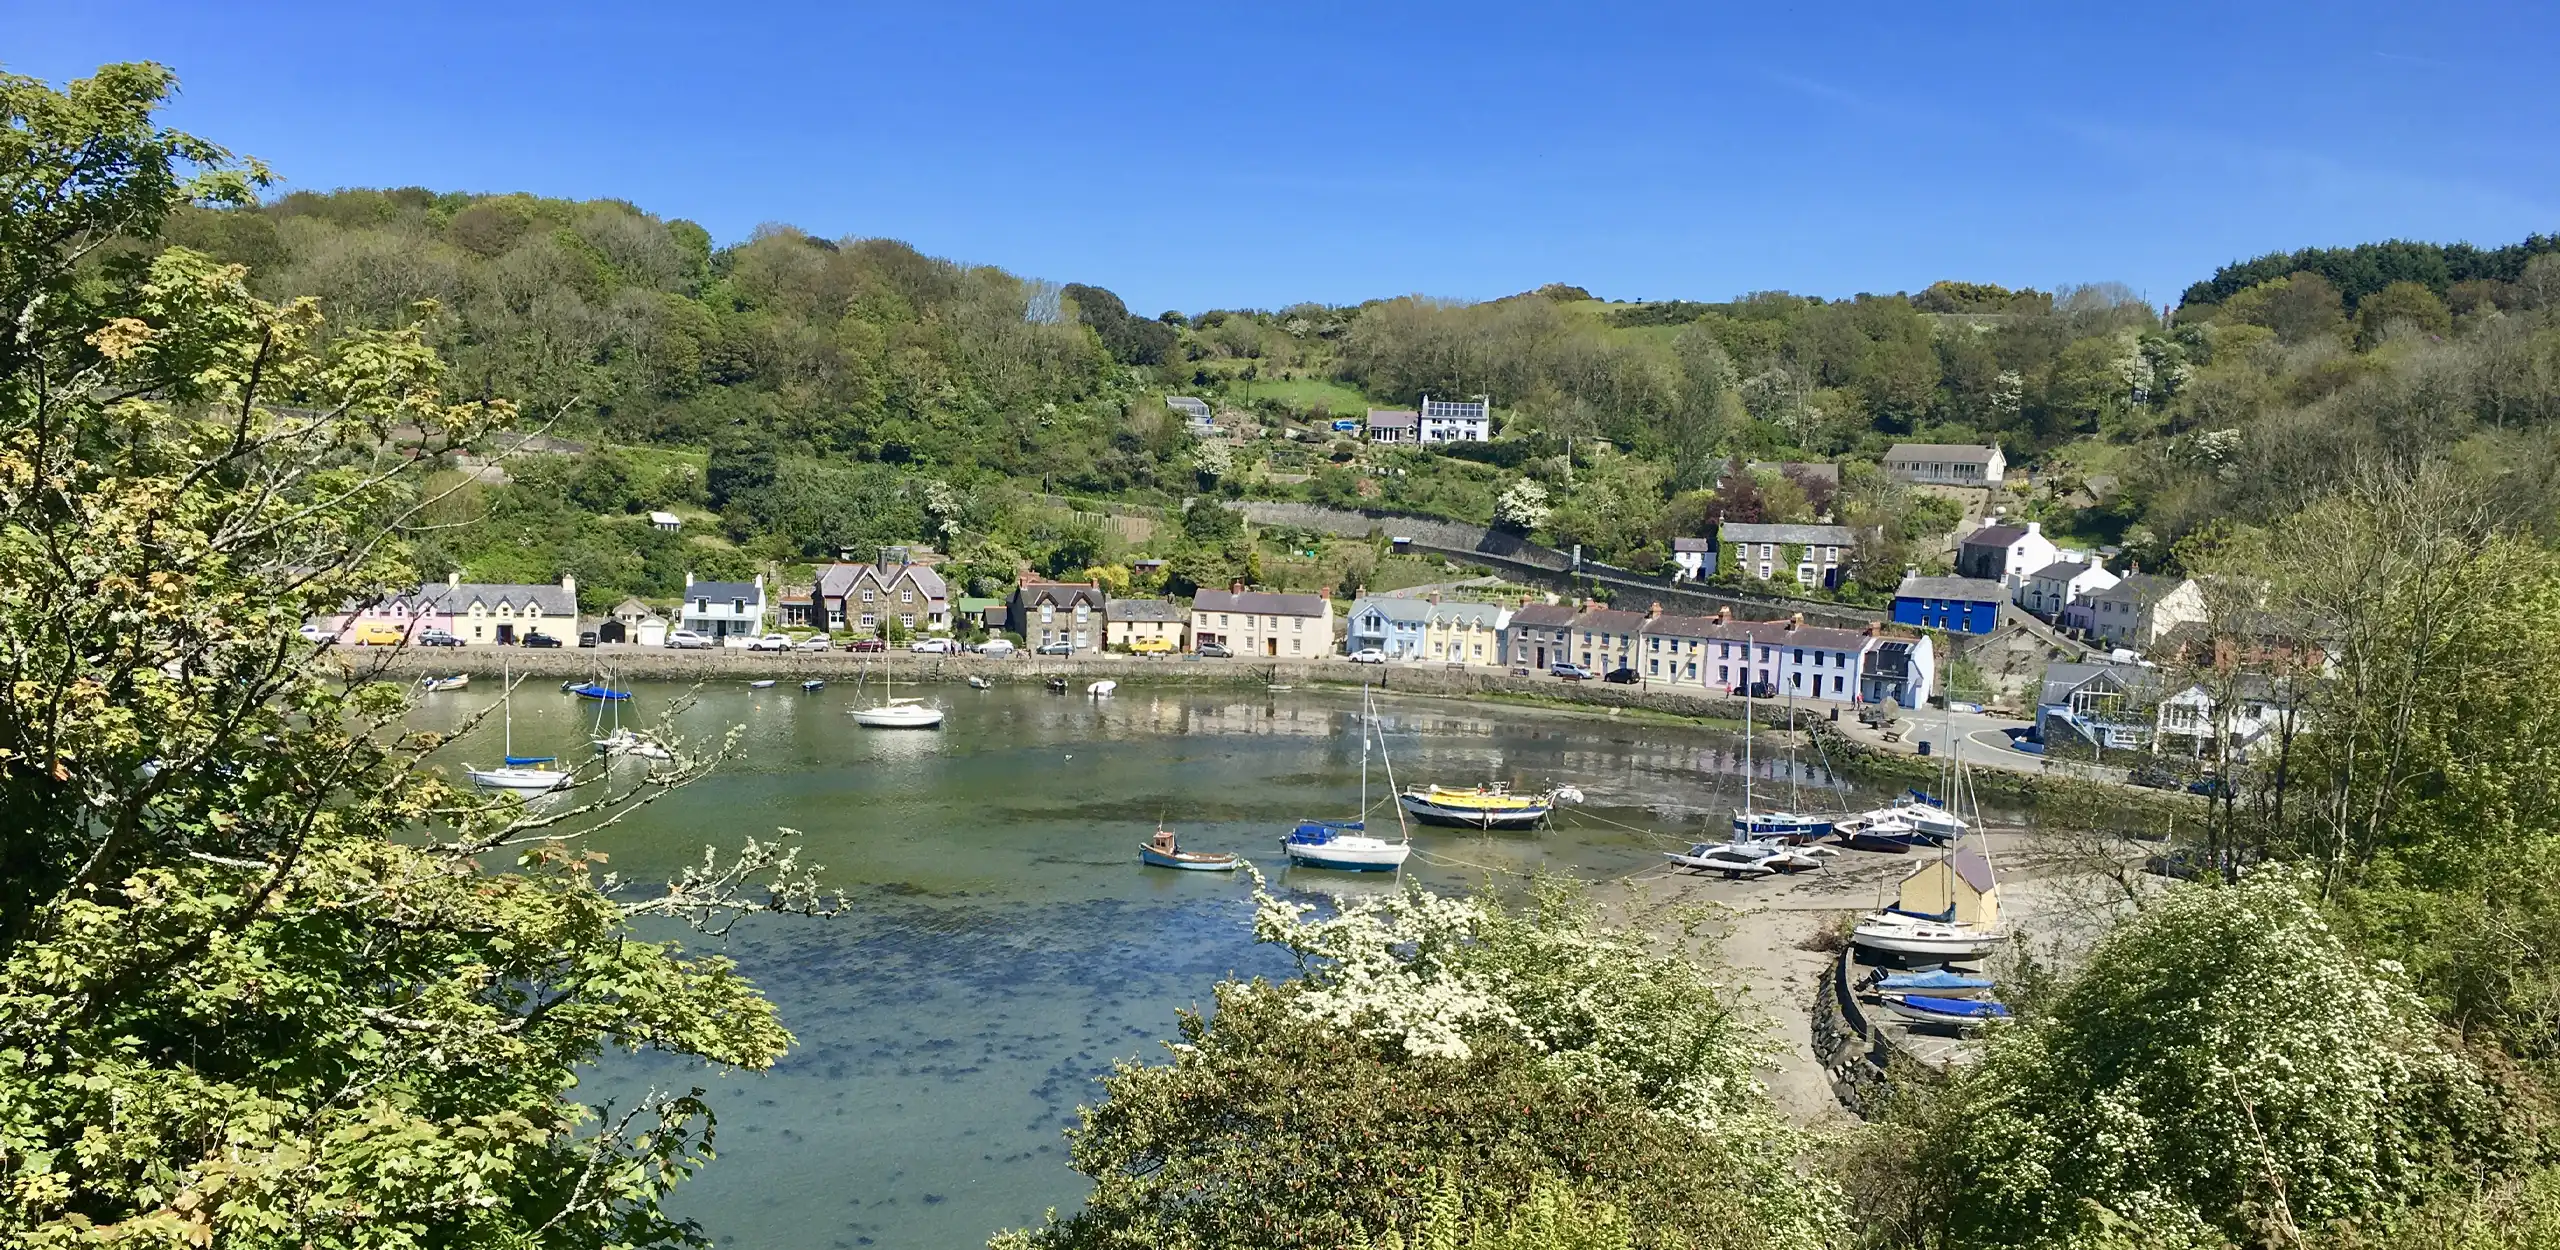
[495,623,516,644]
[1266,637,1278,657]
[1535,645,1547,668]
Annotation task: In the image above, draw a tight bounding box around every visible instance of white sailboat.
[466,662,572,793]
[1282,681,1412,871]
[1732,679,1832,842]
[589,663,670,760]
[1852,683,2005,959]
[850,657,944,728]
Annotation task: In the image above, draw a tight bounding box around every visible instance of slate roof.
[1895,575,2010,602]
[1671,537,1715,554]
[1960,524,2030,548]
[1193,589,1329,617]
[815,560,949,601]
[1365,409,1419,429]
[1950,845,1996,894]
[420,581,577,616]
[1509,603,1578,629]
[2086,573,2187,607]
[2038,661,2157,709]
[1105,599,1186,623]
[687,580,763,605]
[1429,601,1507,628]
[1886,442,2002,465]
[2028,559,2108,582]
[1720,523,1858,547]
[1347,597,1434,624]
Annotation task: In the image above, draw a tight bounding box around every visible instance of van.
[1129,635,1175,655]
[353,621,404,646]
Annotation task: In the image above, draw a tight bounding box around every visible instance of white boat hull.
[1666,848,1775,877]
[851,703,945,728]
[1850,916,2004,958]
[1282,834,1411,871]
[466,766,571,793]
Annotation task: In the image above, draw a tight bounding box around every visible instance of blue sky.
[8,1,2554,313]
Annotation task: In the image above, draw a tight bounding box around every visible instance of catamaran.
[1731,682,1832,842]
[1283,682,1412,871]
[467,662,572,793]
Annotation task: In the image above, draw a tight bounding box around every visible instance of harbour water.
[410,681,2024,1247]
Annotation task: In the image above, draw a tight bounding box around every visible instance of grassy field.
[1228,375,1371,417]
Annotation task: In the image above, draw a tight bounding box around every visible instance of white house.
[2020,556,2119,619]
[1192,587,1333,658]
[1954,521,2059,590]
[1885,443,2006,486]
[679,572,766,643]
[649,511,682,532]
[1670,537,1715,581]
[1717,522,1858,590]
[1416,394,1491,443]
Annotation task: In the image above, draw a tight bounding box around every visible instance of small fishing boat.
[1870,968,1996,998]
[800,679,825,692]
[563,681,631,701]
[1046,677,1069,694]
[591,728,672,761]
[1850,912,2004,959]
[1880,993,2010,1029]
[1087,679,1117,697]
[748,679,777,689]
[419,673,469,692]
[968,676,993,690]
[1140,826,1242,871]
[1396,782,1570,829]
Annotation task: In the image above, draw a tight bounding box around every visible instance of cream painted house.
[1422,599,1510,667]
[1104,599,1189,651]
[1191,586,1332,658]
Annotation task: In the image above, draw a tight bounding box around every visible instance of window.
[1041,605,1055,624]
[731,599,744,614]
[1791,673,1802,689]
[1290,639,1301,653]
[1648,659,1660,675]
[860,613,875,627]
[901,614,914,628]
[1220,614,1230,626]
[1718,665,1729,682]
[1793,648,1804,663]
[1293,616,1303,631]
[902,589,913,604]
[1833,675,1844,693]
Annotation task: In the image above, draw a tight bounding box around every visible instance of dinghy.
[968,676,993,690]
[1139,826,1242,871]
[800,679,825,692]
[748,679,777,689]
[1870,968,1996,998]
[563,681,630,701]
[419,673,469,692]
[591,728,671,761]
[1880,993,2009,1029]
[1087,679,1117,697]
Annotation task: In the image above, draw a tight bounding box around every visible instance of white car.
[796,635,833,652]
[974,638,1017,656]
[1348,648,1387,664]
[297,622,327,642]
[910,637,959,654]
[664,629,714,650]
[746,633,794,652]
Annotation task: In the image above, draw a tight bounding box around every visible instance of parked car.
[298,622,328,642]
[910,637,959,654]
[975,639,1017,656]
[796,635,833,652]
[1730,681,1778,700]
[1129,635,1175,655]
[1602,667,1639,684]
[1348,648,1387,665]
[1550,663,1593,681]
[2187,775,2235,799]
[351,622,404,646]
[745,633,793,652]
[1034,640,1074,656]
[843,637,887,653]
[417,628,463,648]
[578,630,599,648]
[521,630,563,649]
[664,629,714,650]
[1197,642,1233,658]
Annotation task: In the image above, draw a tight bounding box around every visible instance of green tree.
[2355,279,2453,349]
[0,65,822,1246]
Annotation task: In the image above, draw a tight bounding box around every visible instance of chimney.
[1788,613,1803,631]
[1716,605,1732,622]
[448,571,460,587]
[561,573,576,601]
[1647,601,1662,620]
[753,572,764,590]
[1427,591,1441,604]
[2023,521,2042,538]
[1230,578,1247,593]
[1862,622,1878,636]
[685,572,695,588]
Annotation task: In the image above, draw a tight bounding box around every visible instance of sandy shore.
[1614,828,2143,1125]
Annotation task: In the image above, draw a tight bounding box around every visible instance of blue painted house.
[1892,575,2009,635]
[1344,596,1433,659]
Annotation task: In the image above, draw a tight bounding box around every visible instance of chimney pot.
[448,571,460,587]
[1647,601,1662,619]
[1230,579,1246,593]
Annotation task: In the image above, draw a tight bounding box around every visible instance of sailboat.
[1396,780,1576,829]
[467,662,572,792]
[1851,700,2006,959]
[1732,680,1832,842]
[589,663,670,760]
[849,656,943,728]
[1282,682,1413,871]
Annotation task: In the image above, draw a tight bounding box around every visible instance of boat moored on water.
[800,679,825,692]
[563,681,630,701]
[850,697,943,728]
[1396,782,1570,829]
[1281,819,1411,871]
[591,728,672,761]
[1087,680,1117,697]
[1140,826,1242,871]
[420,673,469,692]
[748,679,777,689]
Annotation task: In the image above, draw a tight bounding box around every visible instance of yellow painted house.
[1421,598,1511,667]
[1897,844,1999,928]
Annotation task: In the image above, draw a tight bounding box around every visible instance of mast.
[1786,684,1799,812]
[502,657,514,760]
[1741,678,1754,817]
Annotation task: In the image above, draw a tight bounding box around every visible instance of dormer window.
[731,599,745,614]
[695,598,708,612]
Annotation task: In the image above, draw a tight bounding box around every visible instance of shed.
[1895,845,1999,928]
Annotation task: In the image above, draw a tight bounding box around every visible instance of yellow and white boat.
[1396,781,1580,829]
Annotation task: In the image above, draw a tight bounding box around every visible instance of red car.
[843,637,888,653]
